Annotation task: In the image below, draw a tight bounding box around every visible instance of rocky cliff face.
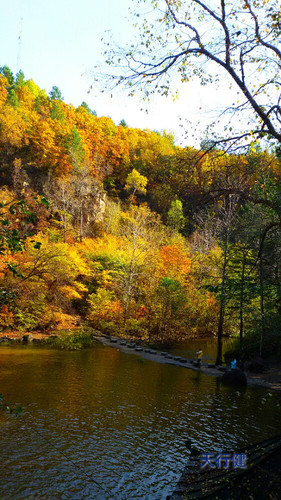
[91,189,106,223]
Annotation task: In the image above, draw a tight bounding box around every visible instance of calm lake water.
[0,342,280,499]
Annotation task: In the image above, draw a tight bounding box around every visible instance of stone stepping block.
[165,354,173,359]
[127,343,136,348]
[110,338,118,343]
[193,361,202,367]
[150,350,157,355]
[135,346,143,352]
[144,348,151,353]
[120,340,127,345]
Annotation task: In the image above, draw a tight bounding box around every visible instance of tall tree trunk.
[123,277,132,328]
[129,187,137,208]
[79,204,83,242]
[216,229,229,366]
[62,206,67,243]
[123,252,135,328]
[60,184,68,243]
[259,255,265,358]
[239,248,246,345]
[64,216,67,243]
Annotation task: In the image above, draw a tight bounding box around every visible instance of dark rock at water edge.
[192,360,202,368]
[221,368,247,387]
[22,334,33,343]
[217,365,227,372]
[246,356,267,373]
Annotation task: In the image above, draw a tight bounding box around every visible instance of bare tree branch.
[100,0,281,145]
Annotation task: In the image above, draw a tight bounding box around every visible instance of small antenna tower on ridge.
[17,17,23,73]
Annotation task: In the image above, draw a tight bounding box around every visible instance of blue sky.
[1,0,130,100]
[0,0,232,145]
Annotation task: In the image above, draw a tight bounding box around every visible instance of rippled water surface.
[0,343,280,499]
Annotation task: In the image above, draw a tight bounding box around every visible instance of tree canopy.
[1,67,281,362]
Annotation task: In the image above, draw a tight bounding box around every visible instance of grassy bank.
[0,327,97,350]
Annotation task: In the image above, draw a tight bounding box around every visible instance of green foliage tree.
[50,101,65,120]
[119,119,128,127]
[0,66,14,85]
[7,89,19,108]
[49,85,64,101]
[80,101,97,116]
[66,126,85,167]
[15,70,25,88]
[167,199,185,231]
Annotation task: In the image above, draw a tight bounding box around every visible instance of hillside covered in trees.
[1,67,281,361]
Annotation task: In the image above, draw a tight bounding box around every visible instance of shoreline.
[1,330,280,391]
[94,334,281,392]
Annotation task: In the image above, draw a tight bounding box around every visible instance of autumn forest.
[1,67,281,363]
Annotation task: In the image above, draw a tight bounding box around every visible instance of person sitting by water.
[195,348,203,368]
[231,358,237,370]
